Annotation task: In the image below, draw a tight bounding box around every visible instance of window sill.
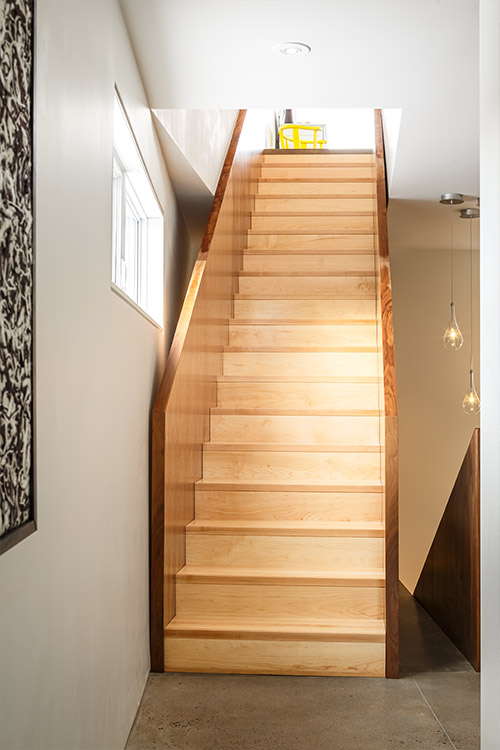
[111,282,163,331]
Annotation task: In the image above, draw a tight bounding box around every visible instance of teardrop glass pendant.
[443,302,464,350]
[462,368,480,415]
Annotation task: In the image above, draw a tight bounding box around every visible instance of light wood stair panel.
[165,637,385,677]
[186,529,384,572]
[228,322,377,348]
[161,141,397,678]
[251,214,375,232]
[203,448,382,483]
[176,582,385,621]
[242,252,377,274]
[195,489,384,523]
[238,273,376,296]
[257,181,375,196]
[210,413,381,445]
[216,381,380,411]
[223,350,379,377]
[261,153,375,165]
[259,166,375,180]
[247,232,375,251]
[254,196,376,213]
[233,298,377,321]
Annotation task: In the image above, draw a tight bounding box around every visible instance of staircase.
[165,151,388,677]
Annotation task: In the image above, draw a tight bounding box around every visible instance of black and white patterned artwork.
[0,0,35,550]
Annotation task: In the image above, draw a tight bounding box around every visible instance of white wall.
[391,243,480,592]
[153,109,239,193]
[0,1,191,748]
[480,2,500,747]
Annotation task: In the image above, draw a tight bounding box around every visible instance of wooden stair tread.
[224,346,378,353]
[176,566,386,587]
[166,616,385,642]
[238,271,377,278]
[195,479,384,493]
[243,248,375,255]
[248,230,376,236]
[217,375,381,383]
[186,520,384,537]
[251,211,375,217]
[255,193,375,199]
[234,294,377,300]
[229,319,376,326]
[211,407,380,416]
[204,443,382,453]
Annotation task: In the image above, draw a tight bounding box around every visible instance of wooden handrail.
[153,109,247,415]
[374,108,399,678]
[150,110,247,671]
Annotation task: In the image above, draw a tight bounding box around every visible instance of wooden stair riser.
[257,181,375,196]
[260,154,375,165]
[259,166,375,180]
[210,415,381,445]
[165,638,385,677]
[251,215,375,232]
[195,490,384,523]
[254,197,376,213]
[242,253,377,274]
[247,233,375,251]
[233,298,377,321]
[176,583,385,621]
[202,450,382,483]
[216,382,381,411]
[228,323,377,348]
[223,351,379,378]
[186,534,384,572]
[238,275,376,296]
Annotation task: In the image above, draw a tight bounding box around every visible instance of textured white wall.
[0,0,191,748]
[480,2,500,747]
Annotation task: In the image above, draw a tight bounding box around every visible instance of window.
[112,91,164,326]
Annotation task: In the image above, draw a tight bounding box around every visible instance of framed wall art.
[0,0,36,554]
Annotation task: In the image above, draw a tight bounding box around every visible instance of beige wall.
[0,1,191,748]
[391,243,480,592]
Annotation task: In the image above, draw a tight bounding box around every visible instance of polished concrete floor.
[126,586,479,749]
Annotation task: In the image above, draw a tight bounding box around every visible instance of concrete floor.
[126,586,479,749]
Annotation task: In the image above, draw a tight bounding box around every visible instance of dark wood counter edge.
[150,110,246,671]
[414,429,480,671]
[374,108,399,679]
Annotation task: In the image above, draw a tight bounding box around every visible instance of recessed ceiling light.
[273,42,311,56]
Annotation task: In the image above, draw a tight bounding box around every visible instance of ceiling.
[119,0,479,250]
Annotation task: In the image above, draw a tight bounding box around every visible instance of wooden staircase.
[164,150,391,677]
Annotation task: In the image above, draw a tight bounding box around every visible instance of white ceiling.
[119,0,479,250]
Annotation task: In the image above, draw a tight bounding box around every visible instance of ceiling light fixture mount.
[273,42,311,56]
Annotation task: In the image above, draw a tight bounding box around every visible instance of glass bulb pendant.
[443,302,464,350]
[462,368,480,415]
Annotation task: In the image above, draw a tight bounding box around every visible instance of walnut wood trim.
[374,109,399,678]
[414,429,480,671]
[150,111,247,671]
[200,110,247,253]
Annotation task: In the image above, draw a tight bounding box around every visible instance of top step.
[261,153,375,166]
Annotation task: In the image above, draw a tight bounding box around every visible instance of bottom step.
[165,637,385,677]
[165,617,385,676]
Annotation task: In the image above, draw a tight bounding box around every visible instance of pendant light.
[460,207,480,415]
[440,193,464,350]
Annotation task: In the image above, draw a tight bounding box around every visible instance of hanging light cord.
[450,204,454,304]
[469,217,474,372]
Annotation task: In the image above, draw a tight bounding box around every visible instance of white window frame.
[111,90,164,328]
